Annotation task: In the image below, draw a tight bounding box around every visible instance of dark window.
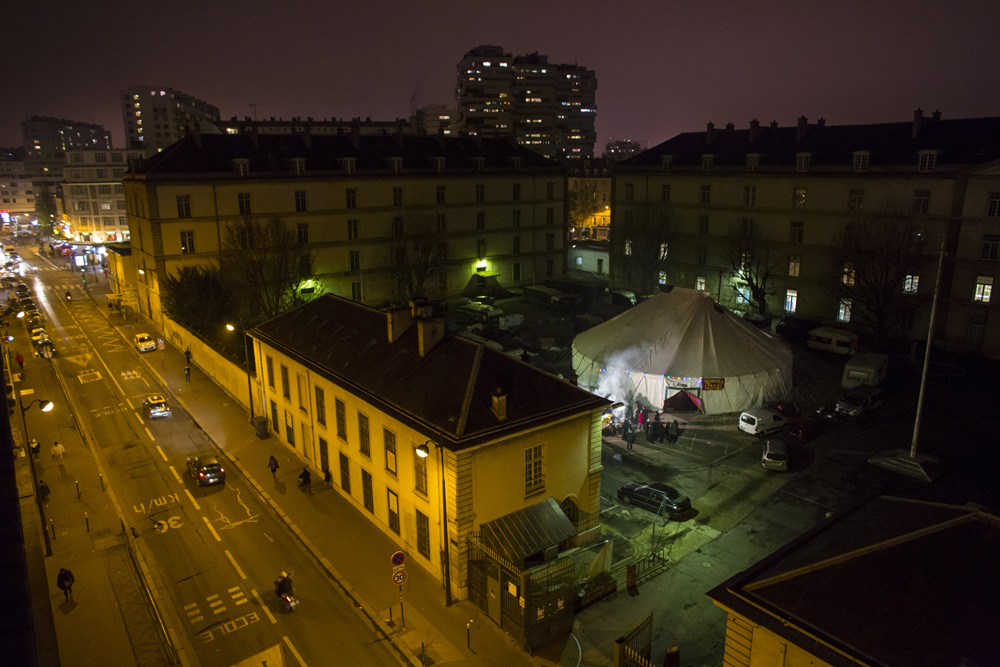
[416,510,430,557]
[512,209,521,227]
[700,185,711,205]
[339,451,350,493]
[512,236,520,254]
[698,216,709,235]
[280,365,290,399]
[347,218,359,240]
[346,189,357,209]
[414,450,427,495]
[436,185,445,204]
[546,207,555,224]
[180,231,195,254]
[392,217,404,237]
[790,221,803,243]
[546,258,554,277]
[546,232,554,251]
[358,413,370,457]
[384,428,396,474]
[625,183,634,201]
[295,190,307,212]
[436,213,446,233]
[661,184,670,202]
[315,386,326,425]
[546,182,555,199]
[266,356,275,388]
[475,184,485,203]
[387,489,400,533]
[512,183,521,201]
[349,250,361,272]
[296,223,309,244]
[982,234,1000,261]
[476,211,485,230]
[361,469,374,512]
[392,186,403,206]
[513,262,522,281]
[238,193,251,215]
[176,195,191,218]
[335,398,346,440]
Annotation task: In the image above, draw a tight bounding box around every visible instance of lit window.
[842,262,855,286]
[789,256,801,277]
[624,240,632,256]
[838,298,852,322]
[785,289,798,313]
[793,188,807,208]
[974,276,993,303]
[695,276,706,291]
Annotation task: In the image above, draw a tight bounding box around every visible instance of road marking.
[135,411,144,425]
[252,589,278,624]
[145,426,154,441]
[225,550,247,580]
[185,488,201,511]
[202,515,221,542]
[155,445,168,462]
[169,466,182,484]
[207,593,226,614]
[230,586,249,605]
[183,602,204,624]
[283,636,307,666]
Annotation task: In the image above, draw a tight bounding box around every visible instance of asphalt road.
[23,259,398,667]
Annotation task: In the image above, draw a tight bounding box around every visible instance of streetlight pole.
[226,321,255,421]
[417,440,452,606]
[19,396,54,556]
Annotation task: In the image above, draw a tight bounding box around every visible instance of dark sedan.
[186,455,226,486]
[617,481,691,515]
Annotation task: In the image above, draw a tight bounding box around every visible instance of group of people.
[614,401,682,450]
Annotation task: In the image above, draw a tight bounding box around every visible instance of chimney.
[912,108,924,138]
[796,116,808,142]
[725,122,734,132]
[817,117,826,127]
[770,120,778,129]
[351,122,360,150]
[386,306,412,343]
[301,124,311,149]
[706,122,715,144]
[491,387,507,421]
[932,110,942,121]
[749,119,760,143]
[416,317,446,357]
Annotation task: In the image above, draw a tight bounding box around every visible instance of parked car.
[29,327,48,345]
[186,455,226,486]
[134,333,156,352]
[14,283,29,296]
[782,417,829,445]
[761,437,792,471]
[738,408,787,437]
[142,395,171,419]
[835,384,884,419]
[775,316,822,343]
[617,481,691,515]
[468,295,495,306]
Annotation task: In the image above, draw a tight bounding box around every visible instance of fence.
[120,519,180,666]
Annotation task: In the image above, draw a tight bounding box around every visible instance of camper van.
[523,285,562,306]
[806,327,858,356]
[455,302,502,326]
[842,353,889,388]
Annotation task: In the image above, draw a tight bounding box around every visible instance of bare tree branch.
[720,222,783,315]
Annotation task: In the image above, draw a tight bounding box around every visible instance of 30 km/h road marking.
[202,516,221,542]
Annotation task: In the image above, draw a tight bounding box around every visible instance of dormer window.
[341,157,356,175]
[390,156,403,174]
[796,153,811,173]
[701,155,713,172]
[291,158,305,176]
[746,154,759,172]
[852,151,870,173]
[233,159,249,178]
[918,150,937,172]
[661,155,673,171]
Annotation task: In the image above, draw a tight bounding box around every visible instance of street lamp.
[416,440,452,606]
[19,396,54,556]
[226,322,255,421]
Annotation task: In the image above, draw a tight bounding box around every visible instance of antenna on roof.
[249,103,265,122]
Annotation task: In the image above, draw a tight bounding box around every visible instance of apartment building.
[252,294,608,604]
[123,130,567,328]
[613,110,1000,357]
[62,149,143,243]
[456,45,597,161]
[0,149,35,224]
[121,84,220,154]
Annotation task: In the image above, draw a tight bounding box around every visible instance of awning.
[480,497,577,564]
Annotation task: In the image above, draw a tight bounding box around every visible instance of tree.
[832,208,925,349]
[221,215,315,322]
[569,179,605,233]
[161,266,235,336]
[720,222,783,315]
[381,213,446,303]
[617,204,674,296]
[34,182,58,234]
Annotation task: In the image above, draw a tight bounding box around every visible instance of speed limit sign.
[392,571,407,585]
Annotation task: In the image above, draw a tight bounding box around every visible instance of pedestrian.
[667,419,680,444]
[51,441,66,464]
[38,479,50,507]
[267,455,279,478]
[184,347,192,365]
[56,568,75,601]
[30,438,40,460]
[15,352,24,370]
[184,365,191,381]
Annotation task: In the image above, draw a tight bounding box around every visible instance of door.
[597,258,604,274]
[486,562,502,624]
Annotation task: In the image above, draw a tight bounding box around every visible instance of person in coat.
[57,568,75,601]
[667,419,680,444]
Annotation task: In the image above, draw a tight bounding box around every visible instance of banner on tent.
[702,378,725,390]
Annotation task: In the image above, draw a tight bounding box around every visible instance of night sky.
[5,0,1000,151]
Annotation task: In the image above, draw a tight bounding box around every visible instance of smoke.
[409,83,422,113]
[592,346,649,410]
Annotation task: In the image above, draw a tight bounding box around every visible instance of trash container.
[252,415,269,439]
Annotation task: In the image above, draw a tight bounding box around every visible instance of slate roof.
[250,294,609,449]
[622,115,1000,171]
[130,132,560,178]
[708,496,1000,667]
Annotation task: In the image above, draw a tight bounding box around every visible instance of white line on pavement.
[202,515,221,542]
[252,589,277,624]
[144,426,154,441]
[225,549,246,580]
[155,445,168,461]
[169,466,182,484]
[184,488,201,511]
[283,636,307,666]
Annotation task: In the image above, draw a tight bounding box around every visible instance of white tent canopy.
[572,288,793,415]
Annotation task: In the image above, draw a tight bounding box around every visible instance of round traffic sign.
[157,337,165,350]
[392,571,407,585]
[391,551,406,567]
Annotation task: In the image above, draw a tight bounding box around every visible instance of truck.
[841,353,888,389]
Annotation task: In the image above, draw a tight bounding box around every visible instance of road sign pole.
[400,585,404,629]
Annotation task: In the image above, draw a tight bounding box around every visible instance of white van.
[738,408,786,437]
[806,327,858,356]
[842,353,888,388]
[609,290,637,307]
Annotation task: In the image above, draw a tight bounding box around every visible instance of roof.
[479,497,577,564]
[251,294,608,450]
[708,496,1000,667]
[621,114,1000,170]
[130,132,560,178]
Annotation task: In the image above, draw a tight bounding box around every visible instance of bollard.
[49,519,55,541]
[100,473,105,491]
[421,643,425,665]
[76,480,80,499]
[467,620,471,650]
[85,512,89,533]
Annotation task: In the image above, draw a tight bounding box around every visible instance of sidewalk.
[91,284,539,666]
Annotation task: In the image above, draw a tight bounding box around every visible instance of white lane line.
[283,636,307,666]
[155,445,168,462]
[252,589,278,624]
[144,427,154,441]
[225,549,247,580]
[135,412,145,425]
[169,466,182,484]
[202,515,221,542]
[184,488,201,511]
